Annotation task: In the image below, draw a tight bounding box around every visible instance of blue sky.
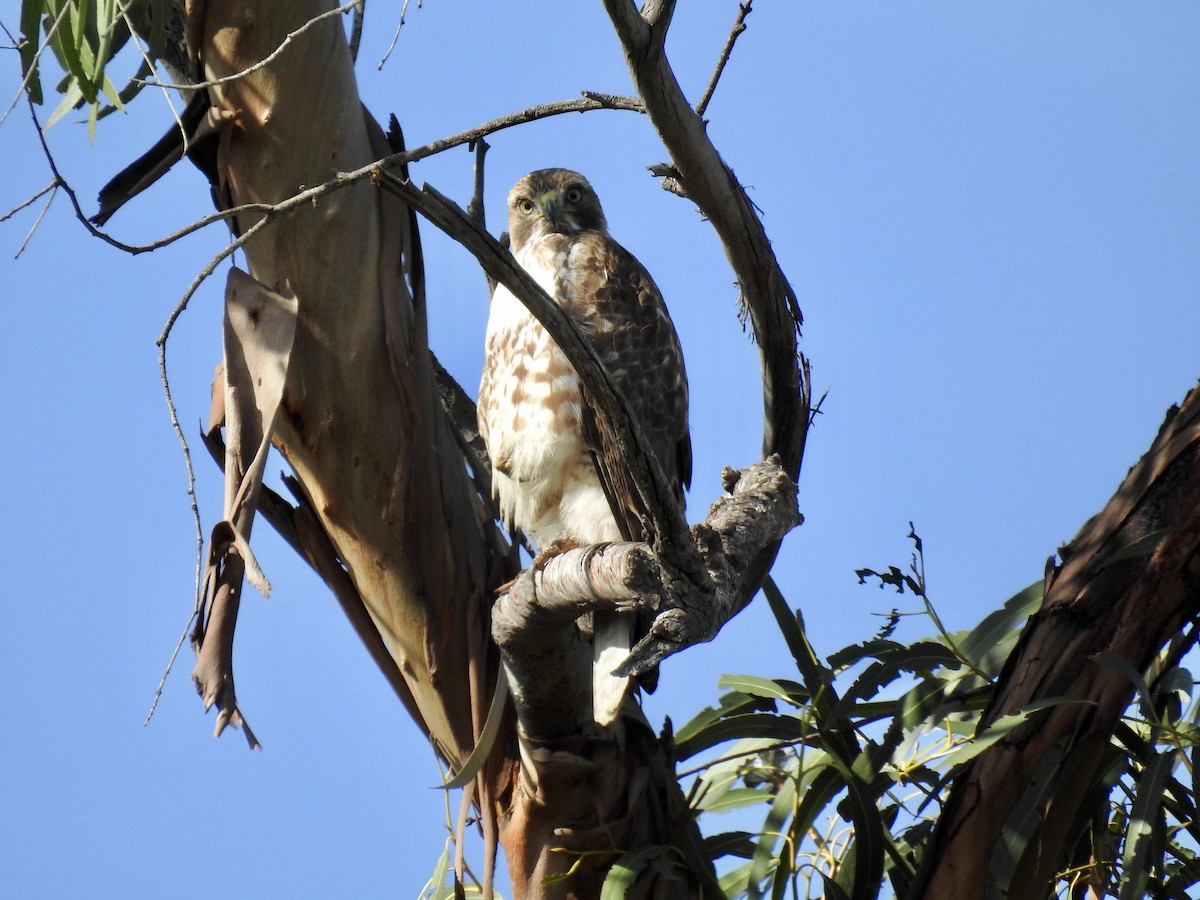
[1,3,1198,896]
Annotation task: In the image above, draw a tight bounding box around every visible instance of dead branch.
[695,1,754,118]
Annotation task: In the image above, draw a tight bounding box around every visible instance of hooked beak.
[537,190,560,223]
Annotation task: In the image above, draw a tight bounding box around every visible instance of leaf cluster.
[669,531,1200,900]
[18,0,174,134]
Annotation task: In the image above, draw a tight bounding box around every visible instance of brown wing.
[559,233,690,544]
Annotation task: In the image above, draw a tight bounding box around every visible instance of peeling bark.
[191,268,297,748]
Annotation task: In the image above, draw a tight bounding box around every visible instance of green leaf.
[90,0,117,89]
[718,673,805,706]
[52,0,98,104]
[19,0,44,104]
[422,839,453,900]
[952,579,1042,674]
[828,748,888,900]
[939,698,1094,773]
[44,79,85,129]
[436,669,509,789]
[1093,650,1154,720]
[696,786,773,814]
[747,775,796,899]
[1118,749,1178,900]
[830,641,961,723]
[1154,665,1193,708]
[763,576,830,689]
[936,710,1029,772]
[820,872,852,900]
[703,831,755,861]
[600,845,667,900]
[674,690,772,746]
[717,861,752,898]
[675,712,805,763]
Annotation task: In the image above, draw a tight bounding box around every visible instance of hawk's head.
[507,168,608,252]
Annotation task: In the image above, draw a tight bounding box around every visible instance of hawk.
[478,168,691,726]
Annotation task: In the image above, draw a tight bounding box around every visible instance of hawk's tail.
[593,610,634,726]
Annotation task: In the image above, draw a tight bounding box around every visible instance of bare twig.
[0,180,56,224]
[696,1,753,118]
[399,92,643,165]
[378,0,416,69]
[21,93,262,256]
[10,182,55,259]
[113,3,193,156]
[144,610,200,725]
[87,92,641,256]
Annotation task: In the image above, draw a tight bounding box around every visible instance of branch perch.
[493,457,800,743]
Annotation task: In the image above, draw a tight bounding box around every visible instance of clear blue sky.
[1,3,1197,897]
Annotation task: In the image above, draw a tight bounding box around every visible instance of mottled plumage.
[478,168,690,725]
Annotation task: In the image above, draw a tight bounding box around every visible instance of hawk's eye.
[564,186,584,205]
[517,198,536,215]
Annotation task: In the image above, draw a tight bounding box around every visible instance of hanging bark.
[191,268,297,748]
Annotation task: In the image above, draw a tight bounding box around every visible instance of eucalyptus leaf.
[698,786,773,814]
[1118,749,1177,900]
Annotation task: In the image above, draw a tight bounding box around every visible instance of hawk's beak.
[537,190,561,223]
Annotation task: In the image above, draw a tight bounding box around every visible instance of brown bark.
[910,382,1200,899]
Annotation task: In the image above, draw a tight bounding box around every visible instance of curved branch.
[601,0,810,608]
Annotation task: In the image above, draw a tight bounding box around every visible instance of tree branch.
[601,0,809,611]
[492,457,800,741]
[695,1,753,118]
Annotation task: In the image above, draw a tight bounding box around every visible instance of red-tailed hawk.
[478,168,690,726]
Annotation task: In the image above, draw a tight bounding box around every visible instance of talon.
[532,538,581,570]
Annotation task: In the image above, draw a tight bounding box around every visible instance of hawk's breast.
[478,240,611,545]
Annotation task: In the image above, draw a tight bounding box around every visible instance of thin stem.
[695,1,753,118]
